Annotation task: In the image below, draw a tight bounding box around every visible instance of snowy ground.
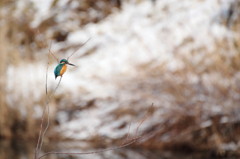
[5,0,240,155]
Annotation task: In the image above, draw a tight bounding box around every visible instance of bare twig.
[38,136,142,159]
[67,38,91,60]
[35,37,87,158]
[35,44,51,159]
[135,103,154,136]
[35,43,62,159]
[121,122,132,145]
[38,79,50,156]
[39,76,62,155]
[38,104,154,159]
[35,37,152,159]
[49,50,59,63]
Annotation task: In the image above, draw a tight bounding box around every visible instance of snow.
[29,0,54,27]
[53,0,234,140]
[6,0,238,145]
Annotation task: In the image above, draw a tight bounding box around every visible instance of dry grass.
[0,1,240,157]
[123,28,240,155]
[0,0,122,140]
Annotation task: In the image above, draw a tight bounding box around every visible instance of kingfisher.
[54,59,75,79]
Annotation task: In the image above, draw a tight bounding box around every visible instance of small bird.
[54,59,75,79]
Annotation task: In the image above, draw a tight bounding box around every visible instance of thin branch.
[135,103,154,136]
[36,37,89,159]
[38,104,154,159]
[56,76,62,93]
[121,122,131,145]
[38,136,141,159]
[50,50,59,63]
[36,36,153,159]
[38,76,62,155]
[35,43,63,159]
[35,48,51,159]
[122,104,154,146]
[67,37,91,60]
[39,76,62,155]
[48,42,59,63]
[38,95,50,155]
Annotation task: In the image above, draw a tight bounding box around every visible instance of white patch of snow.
[8,0,237,139]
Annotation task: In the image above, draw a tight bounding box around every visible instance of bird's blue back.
[54,64,63,79]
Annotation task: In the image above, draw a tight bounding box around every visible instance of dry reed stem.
[38,105,154,159]
[35,44,63,159]
[35,38,91,159]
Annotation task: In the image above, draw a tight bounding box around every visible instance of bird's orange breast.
[60,64,67,76]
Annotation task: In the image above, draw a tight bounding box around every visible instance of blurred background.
[0,0,240,159]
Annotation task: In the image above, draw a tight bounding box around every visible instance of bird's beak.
[67,62,76,66]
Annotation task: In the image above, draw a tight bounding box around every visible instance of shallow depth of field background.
[0,0,240,159]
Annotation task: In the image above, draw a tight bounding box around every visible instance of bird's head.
[60,59,75,66]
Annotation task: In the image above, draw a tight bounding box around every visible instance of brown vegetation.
[0,0,122,140]
[0,0,240,158]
